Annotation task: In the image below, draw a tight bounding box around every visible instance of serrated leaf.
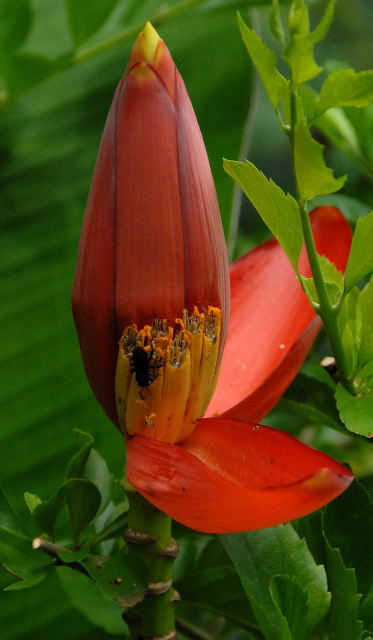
[270,0,285,45]
[360,277,373,365]
[83,554,148,607]
[24,492,42,514]
[223,159,302,270]
[270,575,308,640]
[64,479,101,546]
[65,0,120,48]
[56,566,126,635]
[294,121,346,201]
[238,13,288,108]
[220,524,330,639]
[345,211,373,291]
[0,52,55,96]
[317,70,373,117]
[335,383,373,437]
[0,0,32,53]
[324,542,363,640]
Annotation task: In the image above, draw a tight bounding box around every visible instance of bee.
[130,346,163,390]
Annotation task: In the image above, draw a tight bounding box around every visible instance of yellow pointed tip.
[137,22,161,62]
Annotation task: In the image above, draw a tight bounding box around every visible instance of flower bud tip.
[137,22,161,62]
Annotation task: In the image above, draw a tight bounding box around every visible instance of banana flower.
[72,23,353,534]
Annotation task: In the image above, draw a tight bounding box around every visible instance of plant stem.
[123,481,178,639]
[289,82,353,391]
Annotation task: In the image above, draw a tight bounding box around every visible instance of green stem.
[124,481,178,639]
[289,83,353,392]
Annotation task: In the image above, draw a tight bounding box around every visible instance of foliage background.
[1,0,372,638]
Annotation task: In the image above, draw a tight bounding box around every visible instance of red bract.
[73,23,353,533]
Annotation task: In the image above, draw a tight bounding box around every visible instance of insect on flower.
[130,346,163,391]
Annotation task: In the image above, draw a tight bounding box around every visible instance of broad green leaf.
[64,479,101,546]
[317,70,373,117]
[56,566,127,635]
[360,277,373,364]
[335,384,373,437]
[83,554,148,606]
[270,575,307,640]
[323,481,373,595]
[223,159,302,270]
[24,492,42,514]
[65,0,120,48]
[300,255,344,307]
[345,211,373,291]
[0,0,32,53]
[238,13,288,108]
[294,121,346,201]
[83,449,113,514]
[90,501,128,545]
[270,0,285,45]
[0,52,55,96]
[220,525,330,638]
[324,542,363,640]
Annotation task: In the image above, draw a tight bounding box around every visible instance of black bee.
[131,346,162,389]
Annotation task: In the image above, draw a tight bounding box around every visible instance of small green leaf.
[324,542,363,640]
[238,13,288,108]
[294,121,346,201]
[0,52,55,96]
[345,211,373,291]
[56,566,126,635]
[223,159,302,270]
[0,0,32,53]
[317,70,373,117]
[270,0,286,45]
[0,488,30,541]
[288,0,309,36]
[335,384,373,437]
[284,35,322,84]
[300,255,344,307]
[33,485,66,541]
[65,0,120,48]
[65,429,94,480]
[270,575,308,640]
[83,554,148,607]
[310,0,337,44]
[83,449,113,514]
[360,277,373,364]
[24,492,42,514]
[64,479,101,546]
[0,541,49,591]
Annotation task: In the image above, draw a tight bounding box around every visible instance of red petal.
[207,206,352,421]
[126,417,353,533]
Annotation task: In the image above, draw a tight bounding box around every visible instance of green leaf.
[294,121,346,201]
[323,481,373,596]
[335,384,373,437]
[309,0,337,44]
[324,542,363,640]
[83,554,148,607]
[223,159,302,270]
[345,211,373,291]
[33,485,66,541]
[270,0,285,45]
[0,52,55,96]
[64,479,101,546]
[83,449,113,515]
[317,70,373,117]
[65,0,120,48]
[284,35,322,84]
[360,277,373,364]
[300,255,344,307]
[0,540,49,591]
[270,575,308,640]
[0,488,30,541]
[65,429,94,480]
[56,566,127,635]
[288,0,309,36]
[24,492,42,514]
[238,13,288,108]
[0,0,32,53]
[220,525,330,639]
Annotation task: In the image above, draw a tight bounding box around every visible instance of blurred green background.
[1,0,372,637]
